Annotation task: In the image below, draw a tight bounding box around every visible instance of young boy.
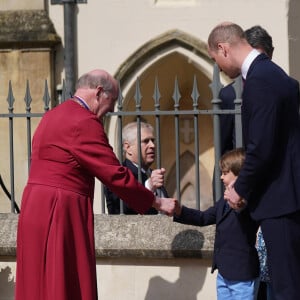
[174,148,259,300]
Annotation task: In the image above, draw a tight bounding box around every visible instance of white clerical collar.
[73,95,90,110]
[241,49,261,80]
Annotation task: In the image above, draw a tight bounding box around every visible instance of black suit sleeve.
[173,204,217,226]
[104,186,120,214]
[219,84,236,154]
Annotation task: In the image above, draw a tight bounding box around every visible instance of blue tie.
[223,202,230,215]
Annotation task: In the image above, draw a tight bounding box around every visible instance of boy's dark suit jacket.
[105,159,168,214]
[174,197,259,281]
[234,53,300,220]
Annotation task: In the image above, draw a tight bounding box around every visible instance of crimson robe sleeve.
[71,115,155,214]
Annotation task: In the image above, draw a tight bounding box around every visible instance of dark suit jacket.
[212,83,236,202]
[234,53,300,221]
[173,197,259,281]
[219,82,236,155]
[104,159,168,214]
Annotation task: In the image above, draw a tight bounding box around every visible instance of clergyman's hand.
[152,197,176,216]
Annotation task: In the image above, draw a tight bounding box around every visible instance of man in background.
[105,121,168,214]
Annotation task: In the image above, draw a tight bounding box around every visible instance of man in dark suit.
[214,25,274,205]
[218,25,275,300]
[219,25,274,155]
[208,22,300,299]
[105,121,168,214]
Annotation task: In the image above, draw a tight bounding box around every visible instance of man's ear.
[218,42,228,57]
[96,86,103,99]
[123,141,132,155]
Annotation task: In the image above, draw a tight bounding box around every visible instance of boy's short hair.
[219,148,245,176]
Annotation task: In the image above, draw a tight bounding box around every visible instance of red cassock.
[15,100,155,300]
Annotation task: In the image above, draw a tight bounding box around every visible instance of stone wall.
[0,213,217,299]
[0,10,61,213]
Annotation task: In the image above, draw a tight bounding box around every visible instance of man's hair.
[122,122,154,145]
[245,25,274,58]
[208,22,245,52]
[76,72,114,93]
[219,147,245,176]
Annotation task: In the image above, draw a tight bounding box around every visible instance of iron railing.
[0,66,242,213]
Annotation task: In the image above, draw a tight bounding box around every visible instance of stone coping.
[0,213,215,259]
[0,10,61,48]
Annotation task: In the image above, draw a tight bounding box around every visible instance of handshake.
[152,196,181,217]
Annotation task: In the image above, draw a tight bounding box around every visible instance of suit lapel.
[217,198,232,224]
[123,159,147,184]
